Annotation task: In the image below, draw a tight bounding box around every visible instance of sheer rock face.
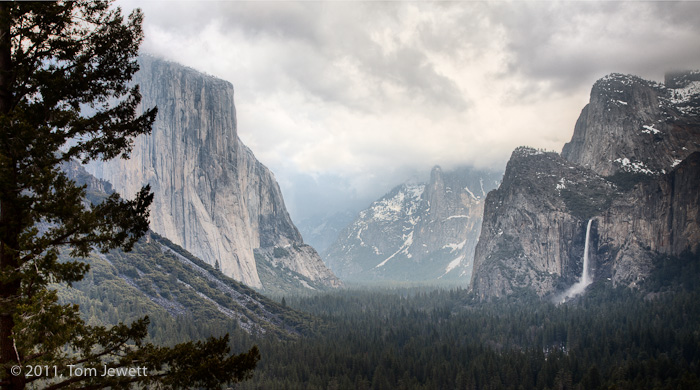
[562,72,700,176]
[471,72,700,300]
[324,166,501,283]
[470,148,612,299]
[86,56,339,291]
[597,152,700,287]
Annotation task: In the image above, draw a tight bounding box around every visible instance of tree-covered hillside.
[57,233,318,345]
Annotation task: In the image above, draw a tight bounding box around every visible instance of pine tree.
[0,1,258,389]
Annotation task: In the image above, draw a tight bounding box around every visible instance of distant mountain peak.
[324,166,502,284]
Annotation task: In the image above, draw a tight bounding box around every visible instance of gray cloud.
[118,0,700,223]
[131,1,470,111]
[490,1,700,92]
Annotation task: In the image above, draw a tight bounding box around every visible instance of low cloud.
[118,0,700,219]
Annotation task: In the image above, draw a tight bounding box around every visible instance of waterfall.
[580,218,593,286]
[561,219,593,301]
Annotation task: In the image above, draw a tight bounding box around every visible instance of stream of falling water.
[561,219,593,301]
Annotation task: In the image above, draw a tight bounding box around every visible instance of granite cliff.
[597,152,700,287]
[325,166,501,283]
[86,56,340,293]
[471,71,700,300]
[562,72,700,175]
[470,148,613,298]
[60,160,313,338]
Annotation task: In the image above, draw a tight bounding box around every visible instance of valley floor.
[236,252,700,390]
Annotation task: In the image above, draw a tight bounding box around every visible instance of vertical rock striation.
[471,71,700,300]
[87,56,339,292]
[562,72,700,176]
[597,152,700,286]
[470,148,612,299]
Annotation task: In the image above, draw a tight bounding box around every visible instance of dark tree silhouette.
[0,2,258,389]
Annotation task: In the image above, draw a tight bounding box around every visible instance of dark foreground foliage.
[0,1,259,387]
[236,252,700,390]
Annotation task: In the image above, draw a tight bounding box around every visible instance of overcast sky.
[117,0,700,221]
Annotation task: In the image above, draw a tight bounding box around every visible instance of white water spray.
[561,219,593,301]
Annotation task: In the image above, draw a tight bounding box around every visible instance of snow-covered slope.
[324,167,501,284]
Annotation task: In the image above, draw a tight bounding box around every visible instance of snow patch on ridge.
[356,225,366,246]
[666,80,700,115]
[641,125,662,135]
[464,186,478,200]
[614,157,656,175]
[439,255,464,279]
[368,184,425,222]
[375,231,414,268]
[443,240,467,253]
[555,178,567,192]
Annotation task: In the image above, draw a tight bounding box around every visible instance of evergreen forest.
[64,247,700,389]
[237,255,700,389]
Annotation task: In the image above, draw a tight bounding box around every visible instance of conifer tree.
[0,1,258,389]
